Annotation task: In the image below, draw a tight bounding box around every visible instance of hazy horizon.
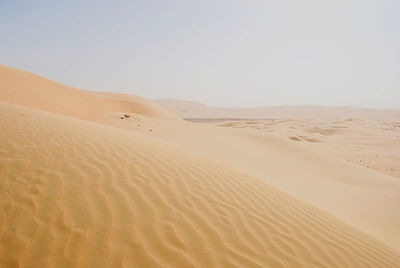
[1,0,399,108]
[155,98,400,110]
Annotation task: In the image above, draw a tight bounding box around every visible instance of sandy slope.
[1,102,400,267]
[155,99,400,251]
[132,119,400,252]
[1,65,400,267]
[0,65,180,121]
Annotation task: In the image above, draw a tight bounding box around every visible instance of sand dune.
[0,65,180,121]
[1,65,400,267]
[1,102,400,267]
[155,99,400,251]
[138,119,400,252]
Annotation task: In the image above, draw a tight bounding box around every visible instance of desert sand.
[202,118,400,180]
[1,65,400,267]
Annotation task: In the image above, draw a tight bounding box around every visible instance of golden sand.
[1,65,399,267]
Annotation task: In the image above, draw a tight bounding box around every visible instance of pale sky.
[1,0,399,108]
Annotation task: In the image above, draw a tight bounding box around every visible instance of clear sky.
[1,0,399,108]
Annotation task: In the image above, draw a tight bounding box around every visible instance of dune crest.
[1,102,400,267]
[0,64,180,121]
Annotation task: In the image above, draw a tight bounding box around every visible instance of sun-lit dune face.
[0,64,180,121]
[153,98,400,252]
[1,102,400,268]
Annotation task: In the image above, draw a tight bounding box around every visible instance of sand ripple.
[1,102,399,267]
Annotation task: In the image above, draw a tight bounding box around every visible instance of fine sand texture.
[2,102,400,267]
[1,65,400,267]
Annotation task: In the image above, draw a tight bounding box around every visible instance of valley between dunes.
[1,64,400,267]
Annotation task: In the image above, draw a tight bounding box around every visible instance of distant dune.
[155,98,400,120]
[1,65,400,267]
[202,117,400,179]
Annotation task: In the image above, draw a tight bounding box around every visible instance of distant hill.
[155,99,400,120]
